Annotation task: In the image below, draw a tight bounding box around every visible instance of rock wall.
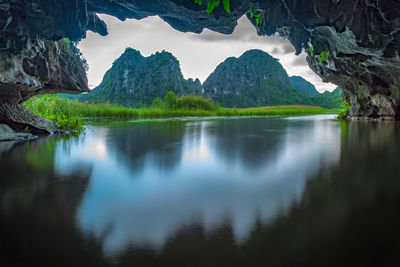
[0,37,89,135]
[82,48,196,106]
[0,39,88,104]
[250,0,400,119]
[1,0,400,122]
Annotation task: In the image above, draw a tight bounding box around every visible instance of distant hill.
[289,76,342,108]
[202,50,309,108]
[58,93,83,100]
[289,76,319,97]
[310,87,343,109]
[76,48,342,109]
[81,48,197,107]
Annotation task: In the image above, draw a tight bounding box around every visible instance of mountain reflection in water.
[2,115,400,267]
[52,116,341,255]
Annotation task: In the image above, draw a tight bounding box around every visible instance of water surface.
[1,115,400,266]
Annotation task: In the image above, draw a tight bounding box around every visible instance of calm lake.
[1,115,400,267]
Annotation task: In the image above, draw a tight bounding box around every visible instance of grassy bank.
[24,94,339,130]
[68,102,334,117]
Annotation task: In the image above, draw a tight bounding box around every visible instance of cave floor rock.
[0,124,37,142]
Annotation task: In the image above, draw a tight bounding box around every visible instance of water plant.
[24,94,338,131]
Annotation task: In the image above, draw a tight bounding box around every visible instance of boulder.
[0,123,37,141]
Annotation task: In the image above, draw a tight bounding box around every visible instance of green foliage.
[193,0,231,14]
[24,95,84,131]
[207,0,220,14]
[163,91,216,111]
[152,97,164,109]
[358,62,362,67]
[319,50,329,64]
[164,91,178,109]
[202,49,331,108]
[222,0,231,14]
[176,95,216,110]
[62,37,70,45]
[309,88,343,109]
[249,4,262,25]
[25,94,335,122]
[306,44,315,57]
[289,76,319,97]
[62,38,88,71]
[337,101,351,120]
[83,48,197,107]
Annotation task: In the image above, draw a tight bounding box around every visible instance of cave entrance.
[75,14,337,108]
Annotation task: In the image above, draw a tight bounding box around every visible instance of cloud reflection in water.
[54,116,340,257]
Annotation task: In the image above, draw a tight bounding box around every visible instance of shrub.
[164,91,177,109]
[337,101,351,120]
[152,97,164,109]
[176,95,215,111]
[163,91,217,111]
[24,95,84,131]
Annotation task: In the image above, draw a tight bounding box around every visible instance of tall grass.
[24,94,84,130]
[24,94,336,130]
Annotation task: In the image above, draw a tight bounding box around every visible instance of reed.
[24,94,337,130]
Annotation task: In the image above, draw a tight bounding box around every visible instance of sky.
[79,14,336,93]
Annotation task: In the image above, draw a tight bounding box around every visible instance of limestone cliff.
[82,48,199,106]
[0,38,88,134]
[203,50,307,107]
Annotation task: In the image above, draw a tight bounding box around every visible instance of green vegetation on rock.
[249,4,262,25]
[193,0,231,14]
[76,48,343,111]
[24,95,84,131]
[61,38,88,71]
[203,50,342,109]
[337,100,351,120]
[310,87,343,109]
[203,50,303,108]
[81,48,200,107]
[319,50,329,64]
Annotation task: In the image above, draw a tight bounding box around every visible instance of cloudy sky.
[79,14,336,92]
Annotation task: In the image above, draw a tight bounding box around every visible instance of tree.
[164,91,177,109]
[152,97,164,108]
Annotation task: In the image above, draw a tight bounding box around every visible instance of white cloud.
[79,15,336,93]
